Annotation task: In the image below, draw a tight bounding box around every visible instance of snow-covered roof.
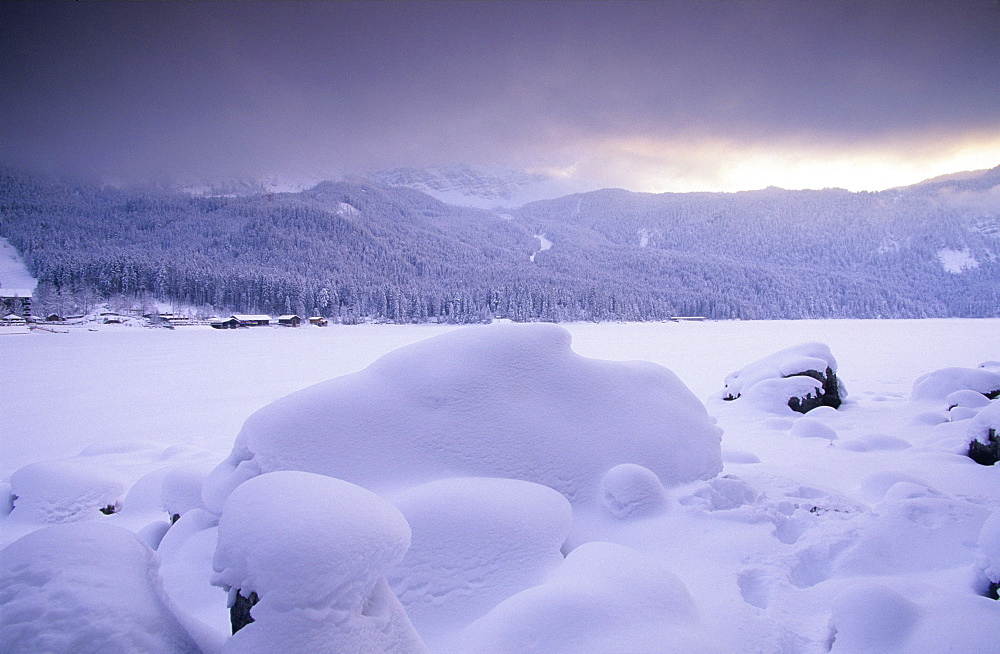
[277,315,300,320]
[0,289,33,298]
[231,314,271,321]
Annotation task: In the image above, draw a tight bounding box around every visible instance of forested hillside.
[1,166,998,321]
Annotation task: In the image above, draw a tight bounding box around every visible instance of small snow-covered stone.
[790,418,838,440]
[600,463,669,519]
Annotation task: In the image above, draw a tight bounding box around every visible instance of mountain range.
[1,165,998,321]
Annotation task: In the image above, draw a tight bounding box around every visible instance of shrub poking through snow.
[968,402,1000,466]
[722,342,844,414]
[203,323,722,512]
[0,522,207,653]
[211,471,426,653]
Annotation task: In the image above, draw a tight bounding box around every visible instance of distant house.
[210,317,242,329]
[669,316,708,322]
[0,314,26,326]
[0,290,32,318]
[45,314,63,323]
[277,314,302,327]
[232,314,271,327]
[309,316,329,326]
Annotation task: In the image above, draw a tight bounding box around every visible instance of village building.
[209,317,242,329]
[0,290,32,318]
[277,314,302,327]
[309,316,329,326]
[0,314,27,326]
[231,314,271,327]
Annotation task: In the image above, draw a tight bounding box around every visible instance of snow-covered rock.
[600,463,669,519]
[0,522,216,653]
[828,583,920,652]
[911,367,1000,402]
[967,401,1000,465]
[204,323,722,512]
[722,342,844,413]
[8,460,125,524]
[388,477,571,646]
[212,471,425,653]
[452,541,716,653]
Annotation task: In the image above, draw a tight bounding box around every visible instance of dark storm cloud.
[1,0,997,184]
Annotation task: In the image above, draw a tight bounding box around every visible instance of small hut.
[309,316,329,326]
[278,315,302,327]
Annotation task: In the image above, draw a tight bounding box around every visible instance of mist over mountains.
[1,165,998,322]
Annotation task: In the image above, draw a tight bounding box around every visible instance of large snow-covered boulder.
[212,471,425,654]
[722,342,844,413]
[452,541,717,653]
[204,323,722,512]
[0,522,214,653]
[388,477,572,646]
[911,367,1000,403]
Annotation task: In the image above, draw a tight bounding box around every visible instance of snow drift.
[204,323,722,511]
[0,522,215,653]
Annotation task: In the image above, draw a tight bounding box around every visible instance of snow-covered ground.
[0,236,37,292]
[2,319,1000,652]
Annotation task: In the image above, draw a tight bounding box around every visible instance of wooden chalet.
[309,316,329,326]
[0,314,27,326]
[210,317,242,329]
[231,314,271,327]
[277,314,302,327]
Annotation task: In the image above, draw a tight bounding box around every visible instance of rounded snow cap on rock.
[721,342,843,414]
[601,464,668,519]
[212,471,411,612]
[829,583,920,652]
[205,322,722,512]
[9,460,125,524]
[911,367,1000,403]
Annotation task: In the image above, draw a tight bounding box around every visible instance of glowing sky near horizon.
[1,1,998,193]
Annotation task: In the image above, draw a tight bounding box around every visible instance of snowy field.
[3,319,1000,652]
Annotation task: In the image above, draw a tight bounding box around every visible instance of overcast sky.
[2,1,998,192]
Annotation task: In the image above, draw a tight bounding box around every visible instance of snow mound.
[212,471,425,653]
[162,463,214,519]
[911,367,1000,402]
[454,541,715,653]
[790,417,838,440]
[0,522,207,653]
[388,477,572,645]
[682,475,761,511]
[829,583,920,652]
[722,342,843,413]
[9,460,125,524]
[977,509,1000,584]
[600,463,668,519]
[204,323,721,511]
